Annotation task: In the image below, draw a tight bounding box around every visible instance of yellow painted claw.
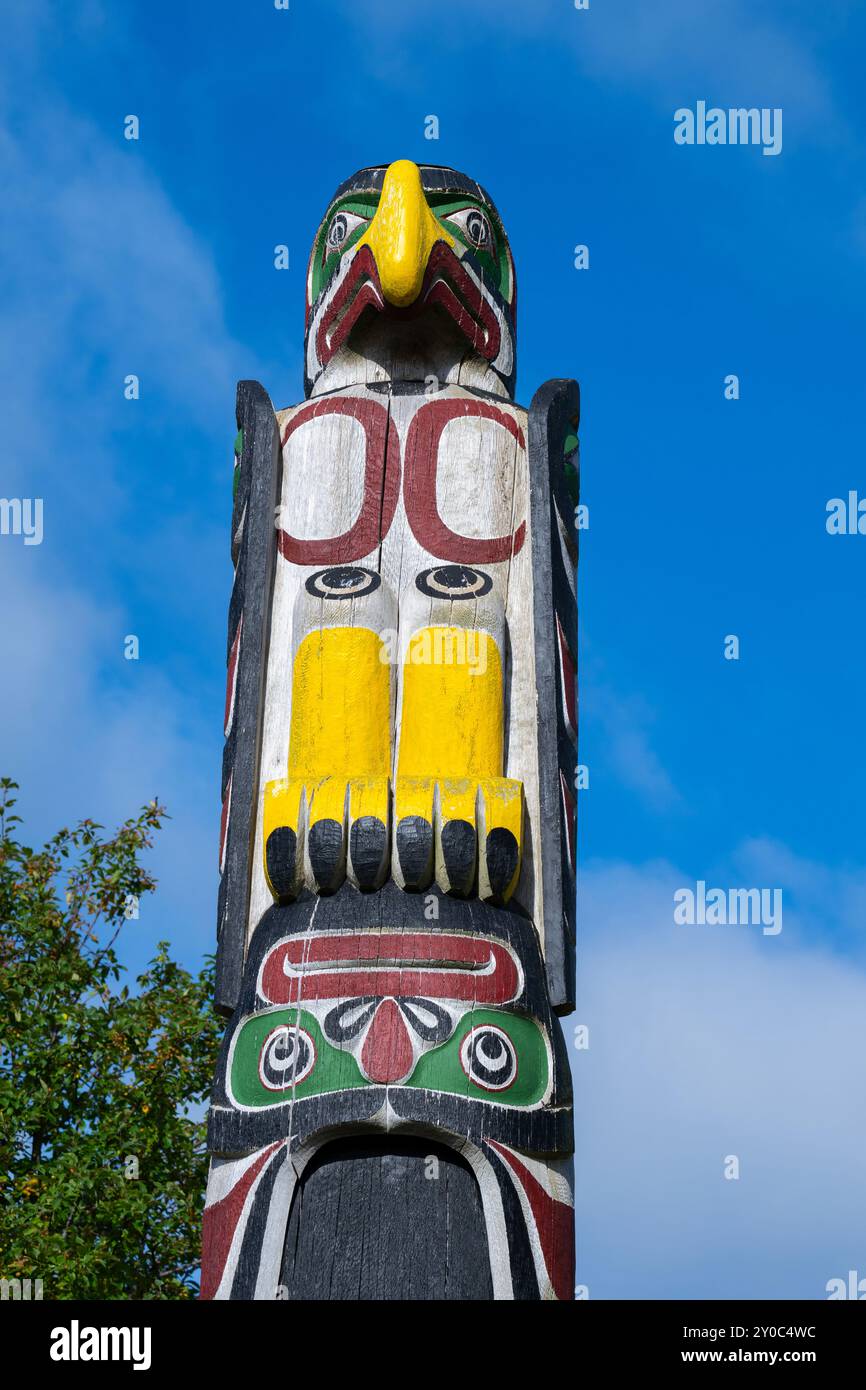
[394,625,523,901]
[263,624,393,900]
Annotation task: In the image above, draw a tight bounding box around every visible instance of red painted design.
[315,245,384,365]
[224,615,242,738]
[422,242,501,362]
[487,1141,574,1302]
[278,396,401,566]
[360,999,415,1083]
[200,1142,282,1300]
[314,241,502,369]
[403,399,526,562]
[260,930,520,1006]
[555,613,577,742]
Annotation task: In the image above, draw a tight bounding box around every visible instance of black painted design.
[305,565,381,600]
[485,826,519,902]
[208,883,573,1158]
[229,1144,288,1301]
[461,1026,518,1091]
[528,378,580,1012]
[280,1139,494,1301]
[415,564,492,599]
[307,818,345,892]
[482,1141,542,1299]
[349,814,387,890]
[260,1026,315,1090]
[265,826,297,903]
[396,997,453,1044]
[216,382,281,1015]
[330,164,496,209]
[323,995,453,1047]
[395,815,434,889]
[440,818,477,895]
[323,998,378,1043]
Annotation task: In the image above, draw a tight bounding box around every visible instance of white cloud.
[0,33,251,971]
[732,836,866,961]
[0,105,248,450]
[0,544,219,967]
[574,855,866,1297]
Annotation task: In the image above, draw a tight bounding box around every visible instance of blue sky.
[1,0,864,1299]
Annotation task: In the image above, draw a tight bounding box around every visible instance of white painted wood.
[247,376,546,955]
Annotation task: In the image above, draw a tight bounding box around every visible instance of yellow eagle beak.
[356,159,455,307]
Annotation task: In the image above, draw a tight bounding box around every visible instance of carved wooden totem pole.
[202,161,580,1300]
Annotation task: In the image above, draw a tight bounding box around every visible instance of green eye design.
[230,1010,366,1108]
[258,1023,316,1091]
[324,210,368,257]
[229,1006,549,1109]
[444,206,495,253]
[460,1024,517,1091]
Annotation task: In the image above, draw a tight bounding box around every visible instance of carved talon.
[477,776,523,903]
[393,774,522,901]
[347,776,390,891]
[263,777,304,902]
[393,776,435,891]
[264,775,390,900]
[436,778,477,896]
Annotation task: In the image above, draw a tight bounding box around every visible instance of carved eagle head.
[304,160,516,399]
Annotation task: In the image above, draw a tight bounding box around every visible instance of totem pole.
[201,161,580,1300]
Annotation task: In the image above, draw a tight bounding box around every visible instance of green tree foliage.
[0,780,221,1299]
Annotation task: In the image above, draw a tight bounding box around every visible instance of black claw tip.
[308,818,345,892]
[440,818,477,895]
[349,815,388,890]
[265,826,297,901]
[485,827,519,899]
[396,815,433,889]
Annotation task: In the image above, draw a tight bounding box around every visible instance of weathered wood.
[281,1139,494,1301]
[215,382,281,1015]
[528,378,580,1011]
[204,161,578,1299]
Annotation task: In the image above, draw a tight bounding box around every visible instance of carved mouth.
[418,242,501,361]
[316,242,502,368]
[259,929,520,1005]
[318,245,384,360]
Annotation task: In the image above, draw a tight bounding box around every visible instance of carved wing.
[528,378,580,1013]
[215,381,281,1015]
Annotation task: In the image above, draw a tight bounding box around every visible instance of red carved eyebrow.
[259,931,520,1006]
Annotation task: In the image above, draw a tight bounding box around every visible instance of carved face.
[304,160,517,396]
[227,927,551,1109]
[209,885,571,1156]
